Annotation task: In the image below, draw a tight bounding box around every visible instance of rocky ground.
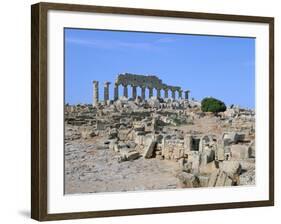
[64,97,255,194]
[65,138,181,194]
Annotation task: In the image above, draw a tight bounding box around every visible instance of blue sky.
[65,28,255,109]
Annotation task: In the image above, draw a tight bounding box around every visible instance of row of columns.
[93,81,190,106]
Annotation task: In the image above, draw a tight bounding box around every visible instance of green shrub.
[201,97,226,113]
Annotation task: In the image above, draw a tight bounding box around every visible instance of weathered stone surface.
[231,145,249,160]
[215,171,227,187]
[79,126,96,139]
[177,172,200,188]
[239,169,255,185]
[115,73,181,93]
[248,141,255,158]
[107,139,117,151]
[119,147,140,161]
[208,169,220,187]
[198,175,209,187]
[108,128,118,139]
[118,129,130,141]
[126,151,140,161]
[216,139,225,161]
[143,138,156,158]
[224,176,233,186]
[113,143,119,152]
[223,132,245,145]
[191,153,200,174]
[200,149,215,166]
[220,161,241,177]
[93,80,99,105]
[183,134,192,154]
[147,96,160,108]
[97,144,109,150]
[199,161,218,174]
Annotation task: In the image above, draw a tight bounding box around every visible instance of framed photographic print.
[31,2,274,221]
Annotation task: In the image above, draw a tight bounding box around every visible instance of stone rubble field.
[64,97,255,194]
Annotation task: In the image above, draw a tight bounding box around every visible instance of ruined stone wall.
[162,139,185,160]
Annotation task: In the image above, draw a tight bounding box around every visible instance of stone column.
[164,88,169,98]
[93,81,99,106]
[132,85,137,99]
[156,88,161,98]
[141,86,146,100]
[171,89,176,100]
[184,90,190,100]
[148,87,153,98]
[123,85,128,98]
[184,134,192,154]
[104,81,111,103]
[178,90,183,99]
[114,83,119,101]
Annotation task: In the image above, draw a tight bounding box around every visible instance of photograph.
[64,28,256,194]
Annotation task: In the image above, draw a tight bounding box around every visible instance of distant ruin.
[92,73,190,105]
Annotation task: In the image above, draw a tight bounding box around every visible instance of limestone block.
[79,127,95,139]
[208,169,220,187]
[248,141,255,158]
[177,172,200,188]
[134,135,144,145]
[183,135,192,154]
[224,177,233,186]
[220,161,242,177]
[108,139,117,151]
[215,171,227,187]
[118,129,130,141]
[231,145,249,160]
[126,151,140,161]
[143,139,156,158]
[217,146,225,161]
[96,120,106,130]
[108,128,118,139]
[96,144,109,150]
[199,161,218,174]
[147,96,160,108]
[223,132,244,144]
[198,175,209,187]
[119,147,140,161]
[239,169,255,185]
[113,143,119,152]
[200,149,215,167]
[191,153,200,174]
[172,147,183,160]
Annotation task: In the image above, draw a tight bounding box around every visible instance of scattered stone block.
[215,171,227,187]
[208,169,220,187]
[97,144,109,150]
[198,175,209,187]
[143,139,156,158]
[119,147,140,161]
[126,151,140,161]
[199,161,218,174]
[108,128,118,139]
[217,146,225,161]
[191,153,200,174]
[177,172,200,188]
[231,145,249,160]
[220,161,242,177]
[224,176,233,186]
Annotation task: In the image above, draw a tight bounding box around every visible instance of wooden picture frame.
[31,2,274,221]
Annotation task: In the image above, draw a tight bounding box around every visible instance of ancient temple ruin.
[92,73,190,105]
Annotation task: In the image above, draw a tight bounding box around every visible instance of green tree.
[201,97,226,113]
